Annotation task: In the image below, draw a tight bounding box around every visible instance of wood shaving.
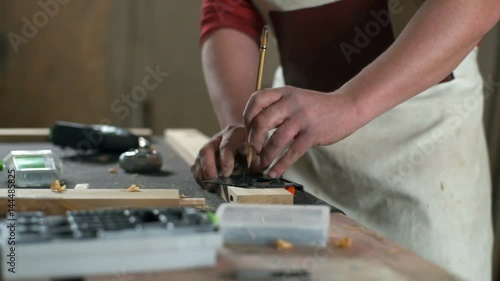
[179,193,187,198]
[275,239,293,251]
[346,226,363,233]
[50,180,67,193]
[108,167,118,174]
[331,237,352,248]
[127,184,141,192]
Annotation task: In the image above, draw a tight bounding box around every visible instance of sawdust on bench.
[276,239,293,251]
[50,180,66,193]
[331,236,352,249]
[126,184,141,192]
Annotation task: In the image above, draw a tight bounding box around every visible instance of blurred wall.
[104,0,279,136]
[0,0,114,127]
[0,0,280,136]
[106,0,221,134]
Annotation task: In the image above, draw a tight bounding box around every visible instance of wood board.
[164,129,293,205]
[0,128,153,142]
[164,129,207,165]
[0,189,205,215]
[226,186,293,204]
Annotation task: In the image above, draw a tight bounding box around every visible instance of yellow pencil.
[247,25,269,169]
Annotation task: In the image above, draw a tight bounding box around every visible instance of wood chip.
[346,226,363,233]
[275,239,293,251]
[127,184,141,192]
[331,237,352,249]
[50,180,67,193]
[179,193,187,198]
[108,167,118,174]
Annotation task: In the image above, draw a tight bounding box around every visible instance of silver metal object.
[118,137,163,173]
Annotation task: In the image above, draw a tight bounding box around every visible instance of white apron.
[276,48,494,281]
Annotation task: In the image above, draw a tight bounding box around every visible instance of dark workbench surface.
[0,137,335,211]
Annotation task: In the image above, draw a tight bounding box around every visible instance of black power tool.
[51,121,162,173]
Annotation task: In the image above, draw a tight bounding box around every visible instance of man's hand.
[243,86,361,178]
[191,125,253,191]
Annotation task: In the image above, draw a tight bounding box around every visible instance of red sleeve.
[200,0,265,45]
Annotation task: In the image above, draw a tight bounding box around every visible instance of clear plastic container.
[1,150,62,187]
[215,204,330,246]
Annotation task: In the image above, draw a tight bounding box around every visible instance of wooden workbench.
[87,213,459,281]
[0,128,462,281]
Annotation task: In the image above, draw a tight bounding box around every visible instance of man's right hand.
[191,125,253,191]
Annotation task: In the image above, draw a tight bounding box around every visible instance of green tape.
[14,156,47,169]
[207,211,219,225]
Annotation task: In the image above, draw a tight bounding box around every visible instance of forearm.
[342,0,500,127]
[202,29,260,128]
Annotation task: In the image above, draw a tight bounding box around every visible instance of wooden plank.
[227,186,293,204]
[0,128,49,137]
[87,213,461,281]
[0,128,152,138]
[179,197,206,208]
[0,189,179,215]
[164,129,293,205]
[164,128,208,165]
[129,128,154,137]
[62,183,205,208]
